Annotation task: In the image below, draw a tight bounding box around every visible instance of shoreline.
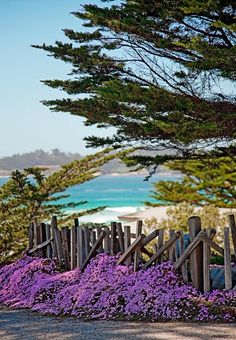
[119,205,236,223]
[0,170,182,179]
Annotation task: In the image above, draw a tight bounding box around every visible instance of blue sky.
[0,0,114,157]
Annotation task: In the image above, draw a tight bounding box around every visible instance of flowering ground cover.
[0,254,236,322]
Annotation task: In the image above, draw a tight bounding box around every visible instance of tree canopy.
[145,157,236,208]
[0,148,128,263]
[33,0,236,166]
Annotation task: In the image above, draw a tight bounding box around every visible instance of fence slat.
[104,228,110,252]
[157,229,164,264]
[38,223,44,257]
[91,229,96,245]
[224,227,232,290]
[203,231,211,292]
[51,216,64,265]
[117,234,145,265]
[144,232,181,269]
[96,227,103,253]
[199,234,224,256]
[45,224,52,258]
[70,222,77,270]
[174,231,205,270]
[61,227,70,270]
[77,226,84,268]
[228,214,236,262]
[141,247,153,258]
[142,230,159,247]
[116,222,124,253]
[111,222,117,255]
[84,226,90,256]
[134,220,142,271]
[168,230,176,262]
[28,238,53,254]
[124,225,131,265]
[141,230,158,260]
[179,231,188,283]
[51,224,57,258]
[189,216,203,291]
[29,223,34,250]
[81,230,107,271]
[33,221,37,249]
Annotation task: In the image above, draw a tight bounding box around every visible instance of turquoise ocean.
[0,175,180,223]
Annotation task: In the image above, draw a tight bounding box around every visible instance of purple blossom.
[0,254,236,321]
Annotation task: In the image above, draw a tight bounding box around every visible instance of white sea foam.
[68,206,145,224]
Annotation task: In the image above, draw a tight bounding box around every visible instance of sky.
[0,0,115,157]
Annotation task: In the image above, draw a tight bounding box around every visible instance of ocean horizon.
[0,174,181,223]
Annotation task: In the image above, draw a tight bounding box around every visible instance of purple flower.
[0,254,235,321]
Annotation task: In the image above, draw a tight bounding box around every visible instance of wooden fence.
[28,214,236,292]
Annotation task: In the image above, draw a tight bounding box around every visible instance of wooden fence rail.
[27,214,236,292]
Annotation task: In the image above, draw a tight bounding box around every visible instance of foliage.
[210,255,224,265]
[145,157,236,208]
[144,202,227,233]
[0,254,236,321]
[33,0,236,168]
[0,148,130,263]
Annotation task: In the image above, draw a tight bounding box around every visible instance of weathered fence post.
[224,227,232,290]
[91,230,96,246]
[70,220,77,270]
[38,223,45,257]
[203,230,211,292]
[51,222,58,259]
[28,222,34,250]
[117,234,145,265]
[157,229,164,264]
[76,223,84,268]
[81,230,107,271]
[83,226,90,256]
[116,222,124,253]
[168,230,176,262]
[111,222,117,255]
[33,221,37,249]
[188,216,203,291]
[45,224,52,258]
[51,216,64,265]
[124,225,131,265]
[96,227,103,253]
[179,230,188,283]
[134,220,142,271]
[104,228,110,252]
[228,214,236,262]
[61,227,70,270]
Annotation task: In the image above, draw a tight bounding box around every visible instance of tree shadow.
[0,305,235,340]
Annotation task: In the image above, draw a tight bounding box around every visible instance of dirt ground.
[0,304,236,340]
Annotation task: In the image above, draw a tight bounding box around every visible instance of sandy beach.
[119,206,236,230]
[119,206,169,222]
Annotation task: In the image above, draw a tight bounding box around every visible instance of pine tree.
[145,157,236,208]
[0,148,129,263]
[33,1,236,167]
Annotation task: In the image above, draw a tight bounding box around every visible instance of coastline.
[119,205,236,224]
[0,169,182,179]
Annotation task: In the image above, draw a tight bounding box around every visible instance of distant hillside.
[0,149,180,177]
[0,149,82,171]
[0,150,139,175]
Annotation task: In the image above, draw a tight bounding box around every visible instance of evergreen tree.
[0,148,128,263]
[145,157,236,208]
[33,0,236,167]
